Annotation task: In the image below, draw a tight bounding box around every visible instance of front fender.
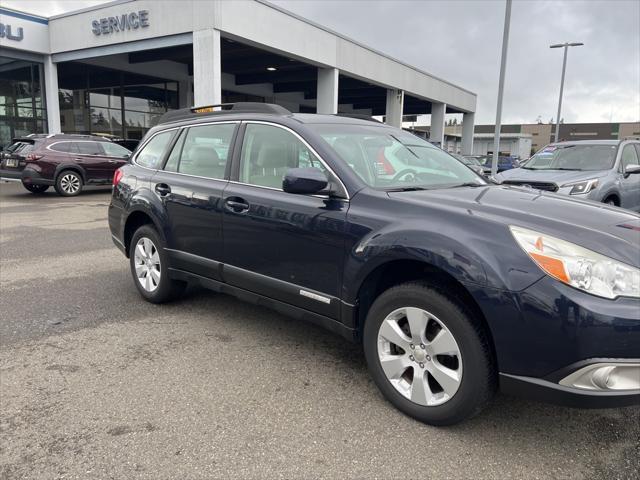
[342,227,488,304]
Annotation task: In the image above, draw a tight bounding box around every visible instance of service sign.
[91,10,149,36]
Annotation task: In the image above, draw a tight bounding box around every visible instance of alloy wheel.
[377,307,463,406]
[60,173,81,194]
[133,237,161,292]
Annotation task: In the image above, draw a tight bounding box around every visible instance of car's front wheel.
[55,170,83,196]
[22,182,49,194]
[129,225,186,303]
[363,282,496,426]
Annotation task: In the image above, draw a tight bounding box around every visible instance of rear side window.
[49,142,74,153]
[136,131,175,169]
[176,123,236,179]
[76,142,104,155]
[163,130,185,172]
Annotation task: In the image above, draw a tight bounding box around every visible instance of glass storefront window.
[0,57,46,150]
[57,62,178,140]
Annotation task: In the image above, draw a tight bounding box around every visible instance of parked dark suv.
[0,134,131,196]
[109,103,640,425]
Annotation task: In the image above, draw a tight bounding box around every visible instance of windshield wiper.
[451,182,487,188]
[386,186,428,192]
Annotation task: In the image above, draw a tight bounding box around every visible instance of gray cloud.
[5,0,639,124]
[270,0,640,124]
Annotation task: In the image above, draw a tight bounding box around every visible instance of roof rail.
[335,113,381,123]
[622,136,640,141]
[158,102,292,124]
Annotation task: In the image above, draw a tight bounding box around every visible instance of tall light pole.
[491,0,512,177]
[550,42,583,142]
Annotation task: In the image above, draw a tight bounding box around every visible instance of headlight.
[561,178,599,195]
[510,226,640,299]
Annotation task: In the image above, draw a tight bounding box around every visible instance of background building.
[410,122,640,158]
[0,0,477,150]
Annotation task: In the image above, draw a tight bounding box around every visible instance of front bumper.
[468,275,640,408]
[500,361,640,408]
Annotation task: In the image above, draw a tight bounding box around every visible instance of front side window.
[135,130,175,169]
[524,144,617,171]
[101,142,131,158]
[240,123,327,189]
[620,144,639,172]
[176,123,236,179]
[312,124,482,190]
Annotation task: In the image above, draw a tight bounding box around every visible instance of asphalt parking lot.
[0,181,638,480]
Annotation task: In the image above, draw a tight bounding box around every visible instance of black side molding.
[168,268,357,343]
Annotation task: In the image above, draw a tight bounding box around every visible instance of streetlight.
[550,42,583,142]
[491,0,512,177]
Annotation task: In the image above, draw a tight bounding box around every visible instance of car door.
[71,141,110,182]
[99,141,131,179]
[618,143,640,210]
[150,121,238,280]
[222,122,349,319]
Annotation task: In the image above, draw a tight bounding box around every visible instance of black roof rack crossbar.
[158,102,292,124]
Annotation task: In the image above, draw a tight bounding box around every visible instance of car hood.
[495,168,609,184]
[387,185,640,267]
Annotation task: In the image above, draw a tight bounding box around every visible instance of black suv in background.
[0,134,131,196]
[109,103,640,425]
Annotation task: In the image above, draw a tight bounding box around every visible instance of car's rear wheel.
[55,170,83,196]
[363,282,496,426]
[129,225,186,303]
[22,182,49,194]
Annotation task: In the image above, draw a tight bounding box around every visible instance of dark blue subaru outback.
[109,103,640,425]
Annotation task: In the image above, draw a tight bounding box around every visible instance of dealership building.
[0,0,477,151]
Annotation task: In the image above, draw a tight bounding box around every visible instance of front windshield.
[524,144,617,171]
[313,124,485,190]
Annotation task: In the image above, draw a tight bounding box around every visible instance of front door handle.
[224,197,249,213]
[155,183,171,196]
[108,159,119,163]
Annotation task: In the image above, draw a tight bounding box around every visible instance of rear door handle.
[108,159,119,163]
[224,197,249,213]
[155,183,171,196]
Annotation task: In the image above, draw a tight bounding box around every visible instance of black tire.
[54,170,83,196]
[22,182,49,194]
[363,281,496,426]
[129,225,186,303]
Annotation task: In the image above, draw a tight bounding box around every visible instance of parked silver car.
[496,139,640,211]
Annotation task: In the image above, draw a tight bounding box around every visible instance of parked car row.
[106,103,639,426]
[496,139,640,211]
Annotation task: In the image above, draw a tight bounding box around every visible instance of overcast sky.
[6,0,640,124]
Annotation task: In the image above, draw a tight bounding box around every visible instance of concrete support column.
[43,55,61,134]
[461,112,475,155]
[316,67,338,114]
[179,79,194,108]
[385,88,404,128]
[430,102,446,146]
[193,28,221,107]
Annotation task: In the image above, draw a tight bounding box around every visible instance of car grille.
[502,181,558,192]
